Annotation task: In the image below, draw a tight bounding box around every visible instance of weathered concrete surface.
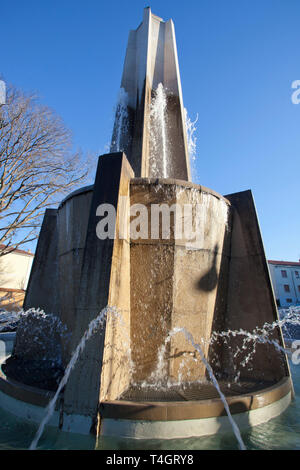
[100,376,292,421]
[128,183,290,387]
[17,179,291,414]
[129,180,176,381]
[111,7,190,181]
[100,155,134,401]
[129,179,231,383]
[58,187,93,365]
[170,184,231,382]
[218,190,289,383]
[63,153,134,424]
[23,209,59,315]
[14,209,62,363]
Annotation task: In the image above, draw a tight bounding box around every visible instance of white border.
[99,392,291,440]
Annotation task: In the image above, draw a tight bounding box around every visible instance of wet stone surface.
[119,379,276,402]
[2,356,64,392]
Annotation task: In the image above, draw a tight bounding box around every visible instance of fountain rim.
[0,356,57,408]
[99,376,292,421]
[0,354,292,423]
[130,178,232,206]
[56,178,231,215]
[58,184,94,209]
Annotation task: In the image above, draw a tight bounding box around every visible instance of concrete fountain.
[0,8,293,448]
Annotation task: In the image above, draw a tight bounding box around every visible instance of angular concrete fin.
[224,190,290,382]
[111,7,190,180]
[63,153,133,424]
[23,208,59,315]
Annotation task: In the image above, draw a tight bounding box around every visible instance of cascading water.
[220,308,300,385]
[149,83,169,178]
[110,88,130,153]
[170,327,246,450]
[23,304,247,449]
[134,328,246,450]
[184,108,198,182]
[1,305,298,449]
[28,306,299,449]
[127,307,300,449]
[112,82,199,180]
[143,309,298,392]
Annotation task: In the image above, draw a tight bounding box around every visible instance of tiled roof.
[0,244,34,257]
[268,260,300,267]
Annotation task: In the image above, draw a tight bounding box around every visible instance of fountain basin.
[0,350,292,439]
[2,159,292,445]
[0,173,292,442]
[99,380,292,439]
[0,357,61,429]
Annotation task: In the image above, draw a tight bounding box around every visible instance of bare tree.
[0,84,92,256]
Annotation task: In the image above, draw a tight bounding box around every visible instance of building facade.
[0,246,34,311]
[268,260,300,308]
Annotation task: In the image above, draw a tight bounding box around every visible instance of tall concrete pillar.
[111,7,190,181]
[23,209,59,315]
[218,190,289,382]
[62,153,134,430]
[57,186,93,365]
[13,209,60,361]
[129,179,231,383]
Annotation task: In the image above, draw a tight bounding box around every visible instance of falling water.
[111,88,130,153]
[1,305,297,450]
[175,327,246,450]
[209,307,300,383]
[149,83,169,178]
[145,327,247,450]
[134,309,300,448]
[29,306,118,450]
[144,341,170,389]
[26,307,244,450]
[184,108,198,182]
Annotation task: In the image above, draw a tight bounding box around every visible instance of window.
[286,298,293,303]
[295,271,299,278]
[284,284,290,292]
[298,285,300,293]
[281,270,287,278]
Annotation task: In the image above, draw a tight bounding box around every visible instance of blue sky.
[1,0,300,261]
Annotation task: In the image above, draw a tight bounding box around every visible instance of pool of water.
[0,360,299,450]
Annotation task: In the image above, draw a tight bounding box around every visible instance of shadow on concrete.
[205,220,232,381]
[196,243,219,292]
